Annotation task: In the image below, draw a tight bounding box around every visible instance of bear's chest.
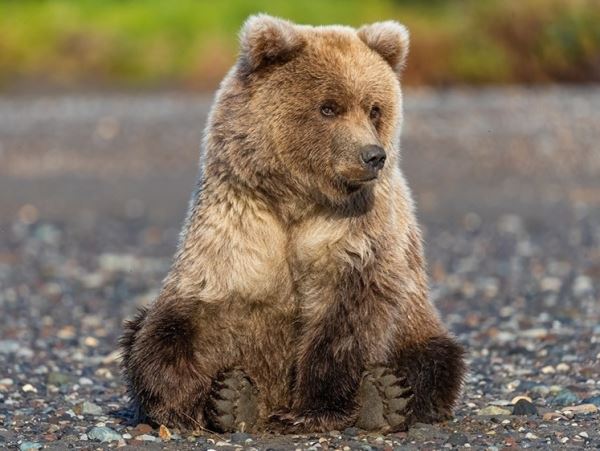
[290,215,374,278]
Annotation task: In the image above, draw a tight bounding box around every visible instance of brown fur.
[120,14,466,432]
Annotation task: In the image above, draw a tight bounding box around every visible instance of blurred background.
[1,0,600,91]
[1,1,600,448]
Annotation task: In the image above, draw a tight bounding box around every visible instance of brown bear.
[120,14,466,433]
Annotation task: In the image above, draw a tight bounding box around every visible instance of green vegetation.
[1,0,599,90]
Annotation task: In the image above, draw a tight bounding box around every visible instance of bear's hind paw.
[205,368,259,433]
[355,366,414,432]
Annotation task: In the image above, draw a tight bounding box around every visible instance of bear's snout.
[359,145,386,174]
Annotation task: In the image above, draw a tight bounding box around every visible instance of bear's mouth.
[342,175,378,193]
[348,175,378,185]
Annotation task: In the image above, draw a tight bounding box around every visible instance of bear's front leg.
[269,268,372,433]
[121,301,220,430]
[393,335,466,427]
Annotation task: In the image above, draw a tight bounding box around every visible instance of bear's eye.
[320,103,337,118]
[370,106,381,121]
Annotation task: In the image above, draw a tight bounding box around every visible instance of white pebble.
[525,432,538,440]
[0,378,14,386]
[579,432,589,438]
[541,366,556,374]
[22,384,37,393]
[556,363,570,372]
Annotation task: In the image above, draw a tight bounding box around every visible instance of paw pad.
[206,369,259,432]
[355,366,413,432]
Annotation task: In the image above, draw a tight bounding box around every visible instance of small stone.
[552,389,579,406]
[446,433,468,446]
[88,426,122,443]
[562,404,598,415]
[510,395,532,404]
[83,336,99,347]
[542,412,564,421]
[231,432,250,443]
[75,401,103,416]
[560,437,569,444]
[579,432,589,438]
[79,434,88,441]
[582,395,600,407]
[131,423,153,437]
[477,406,511,416]
[78,377,93,385]
[47,372,73,386]
[530,385,550,396]
[0,340,20,354]
[22,384,37,393]
[407,423,449,441]
[525,432,538,440]
[159,425,171,441]
[19,442,42,451]
[138,434,156,441]
[541,366,556,374]
[512,399,538,416]
[556,363,570,372]
[0,378,14,386]
[342,427,359,437]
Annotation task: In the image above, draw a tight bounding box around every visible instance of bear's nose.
[360,145,386,171]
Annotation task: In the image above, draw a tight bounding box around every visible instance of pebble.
[47,371,73,386]
[231,432,251,443]
[22,384,37,393]
[582,395,600,407]
[525,432,538,439]
[75,401,103,415]
[556,363,570,372]
[19,443,42,451]
[562,404,598,415]
[552,389,579,406]
[477,406,511,416]
[513,399,538,416]
[83,336,99,347]
[542,412,565,421]
[510,395,532,404]
[579,431,589,438]
[0,340,20,354]
[342,427,359,437]
[446,432,469,446]
[131,423,153,436]
[88,426,122,443]
[138,434,157,441]
[158,424,171,441]
[541,366,556,374]
[0,378,14,386]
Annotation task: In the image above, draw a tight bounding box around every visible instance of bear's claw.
[205,369,259,432]
[355,366,413,432]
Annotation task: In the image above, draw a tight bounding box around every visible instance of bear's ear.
[357,21,410,74]
[239,14,305,73]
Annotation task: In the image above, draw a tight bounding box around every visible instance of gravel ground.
[1,87,599,449]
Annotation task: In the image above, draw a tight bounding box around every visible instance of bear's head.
[211,15,409,207]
